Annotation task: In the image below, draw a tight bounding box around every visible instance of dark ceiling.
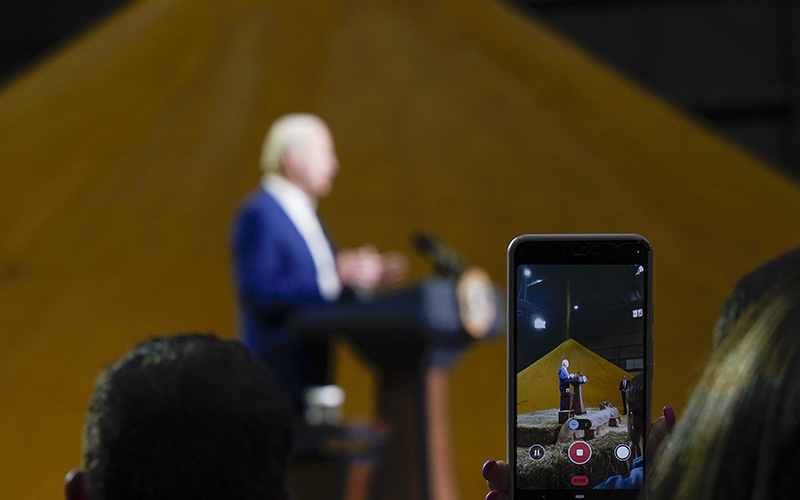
[0,0,131,84]
[517,265,643,318]
[513,0,800,180]
[2,0,799,180]
[515,264,645,371]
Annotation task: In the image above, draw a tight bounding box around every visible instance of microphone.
[412,232,467,278]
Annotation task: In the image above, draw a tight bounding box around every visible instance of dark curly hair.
[82,333,293,500]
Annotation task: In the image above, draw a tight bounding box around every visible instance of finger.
[381,250,408,262]
[383,255,409,272]
[663,405,675,432]
[357,244,379,256]
[482,460,509,493]
[485,491,509,500]
[646,416,669,466]
[380,259,408,283]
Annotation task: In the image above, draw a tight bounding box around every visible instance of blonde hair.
[648,281,800,500]
[260,113,328,175]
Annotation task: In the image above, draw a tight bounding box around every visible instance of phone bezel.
[507,234,653,500]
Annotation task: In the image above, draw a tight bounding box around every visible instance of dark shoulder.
[238,188,276,212]
[231,190,281,246]
[235,189,282,223]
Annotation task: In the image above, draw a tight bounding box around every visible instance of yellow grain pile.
[517,338,632,414]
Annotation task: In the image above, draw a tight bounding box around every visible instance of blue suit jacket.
[231,188,331,412]
[558,366,570,391]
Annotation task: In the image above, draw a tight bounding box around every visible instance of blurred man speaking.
[231,113,406,411]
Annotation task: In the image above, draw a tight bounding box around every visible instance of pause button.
[529,444,545,461]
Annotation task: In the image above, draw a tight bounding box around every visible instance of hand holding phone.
[483,460,509,500]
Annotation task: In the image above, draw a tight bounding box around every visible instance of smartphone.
[507,235,652,499]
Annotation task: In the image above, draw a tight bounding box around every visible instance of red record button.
[570,475,589,487]
[568,441,592,465]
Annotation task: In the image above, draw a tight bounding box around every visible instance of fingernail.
[486,490,499,500]
[482,460,496,476]
[663,405,675,432]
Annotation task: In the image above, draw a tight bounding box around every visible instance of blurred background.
[5,0,800,179]
[1,0,799,499]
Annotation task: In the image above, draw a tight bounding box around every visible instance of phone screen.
[508,235,652,500]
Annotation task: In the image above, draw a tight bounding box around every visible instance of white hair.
[562,359,569,368]
[260,113,328,175]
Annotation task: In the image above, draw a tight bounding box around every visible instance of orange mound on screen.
[517,338,632,414]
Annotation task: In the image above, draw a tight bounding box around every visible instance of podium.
[561,376,588,415]
[571,381,587,415]
[294,270,503,500]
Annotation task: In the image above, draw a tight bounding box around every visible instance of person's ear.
[280,148,302,177]
[65,469,86,500]
[629,413,646,452]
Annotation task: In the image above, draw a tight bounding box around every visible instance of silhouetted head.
[67,333,293,500]
[714,246,800,347]
[649,278,800,500]
[626,374,646,457]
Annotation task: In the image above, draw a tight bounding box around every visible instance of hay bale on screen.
[517,409,563,447]
[517,428,630,489]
